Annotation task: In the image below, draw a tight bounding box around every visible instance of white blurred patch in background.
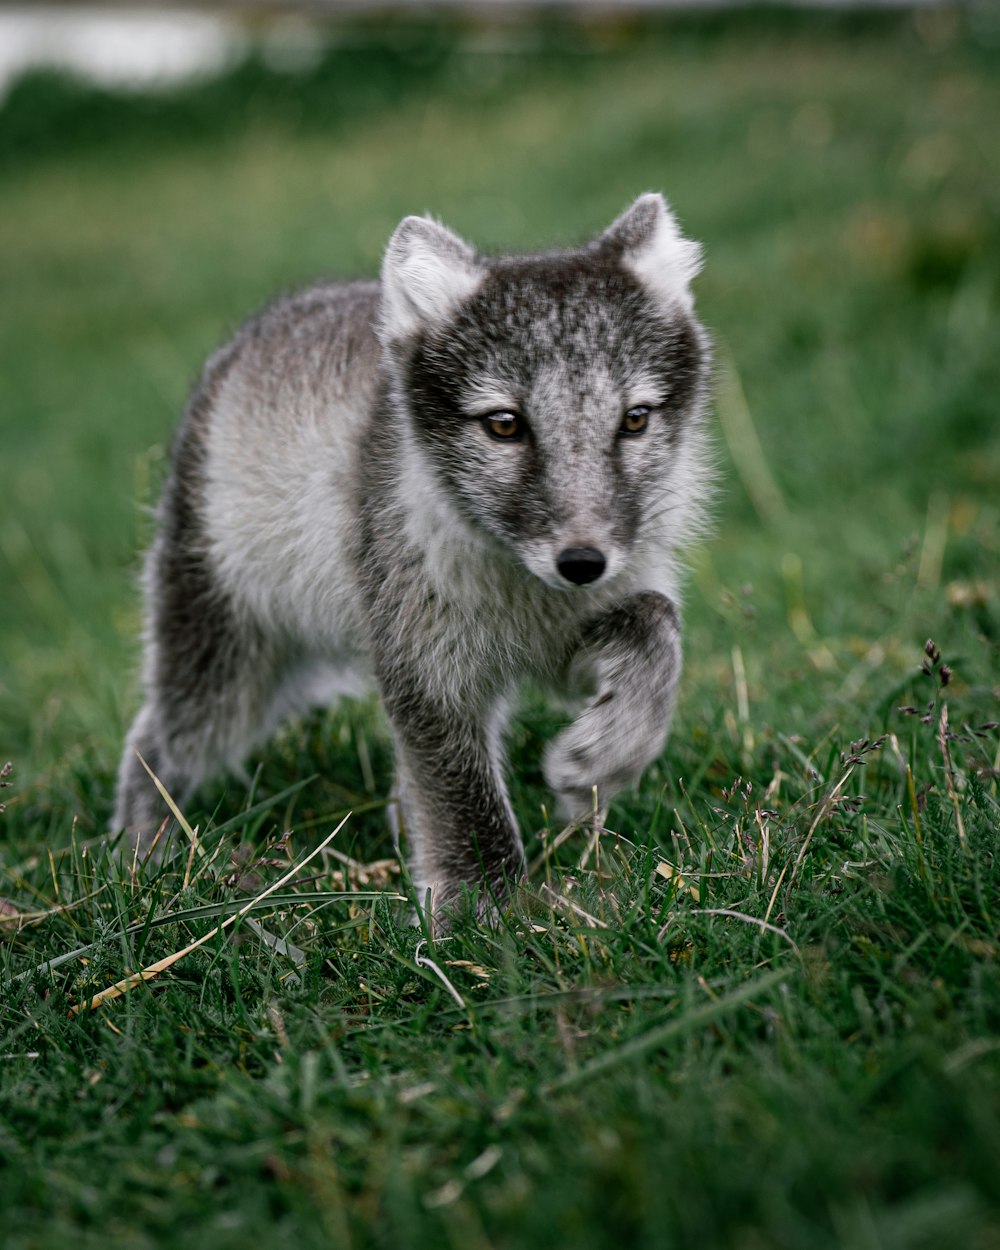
[0,0,954,105]
[0,7,249,101]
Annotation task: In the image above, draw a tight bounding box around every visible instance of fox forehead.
[437,257,696,396]
[470,254,654,352]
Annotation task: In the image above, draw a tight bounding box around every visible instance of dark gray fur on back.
[113,194,712,919]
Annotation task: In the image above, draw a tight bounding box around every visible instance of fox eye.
[619,406,651,437]
[483,412,525,442]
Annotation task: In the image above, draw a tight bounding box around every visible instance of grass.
[2,8,999,1248]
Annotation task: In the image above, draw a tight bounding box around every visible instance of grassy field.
[2,9,999,1248]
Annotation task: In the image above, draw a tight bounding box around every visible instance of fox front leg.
[385,685,526,920]
[544,591,682,818]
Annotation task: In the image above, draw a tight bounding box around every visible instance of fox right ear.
[601,192,702,312]
[381,216,483,342]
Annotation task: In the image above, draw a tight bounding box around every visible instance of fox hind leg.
[113,541,282,854]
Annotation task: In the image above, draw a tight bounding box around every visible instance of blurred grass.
[2,10,998,803]
[1,9,999,1249]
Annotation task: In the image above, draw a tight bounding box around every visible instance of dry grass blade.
[539,882,608,929]
[715,347,790,530]
[16,889,400,984]
[414,939,467,1010]
[242,917,307,967]
[0,886,108,930]
[69,813,352,1015]
[136,750,200,848]
[785,764,856,898]
[938,703,969,852]
[690,908,801,957]
[529,817,585,875]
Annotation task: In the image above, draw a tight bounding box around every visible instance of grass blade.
[544,967,789,1092]
[68,815,353,1014]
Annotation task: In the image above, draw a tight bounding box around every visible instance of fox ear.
[381,216,482,341]
[601,192,702,311]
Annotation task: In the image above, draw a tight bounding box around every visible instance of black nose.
[556,547,607,586]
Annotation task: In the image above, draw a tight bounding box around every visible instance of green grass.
[2,10,999,1248]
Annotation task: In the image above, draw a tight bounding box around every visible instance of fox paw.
[543,690,665,820]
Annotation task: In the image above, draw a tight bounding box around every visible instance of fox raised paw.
[544,592,683,818]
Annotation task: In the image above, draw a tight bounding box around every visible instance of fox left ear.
[601,192,702,312]
[381,215,483,343]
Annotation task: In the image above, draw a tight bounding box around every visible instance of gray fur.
[113,193,712,917]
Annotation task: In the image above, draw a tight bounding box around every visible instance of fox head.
[378,193,712,593]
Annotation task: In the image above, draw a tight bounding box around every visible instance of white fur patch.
[460,378,521,416]
[623,366,671,410]
[605,192,702,314]
[381,215,483,343]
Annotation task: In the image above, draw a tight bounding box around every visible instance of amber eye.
[483,412,524,442]
[619,406,651,437]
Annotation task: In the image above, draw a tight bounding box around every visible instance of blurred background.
[1,1,998,839]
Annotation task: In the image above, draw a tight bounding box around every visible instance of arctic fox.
[113,192,712,915]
